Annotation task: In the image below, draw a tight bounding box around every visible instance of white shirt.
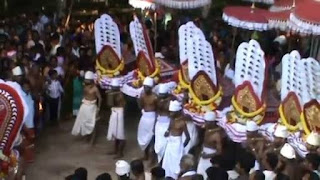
[24,93,35,128]
[263,170,276,180]
[227,170,239,180]
[54,66,65,78]
[47,80,64,99]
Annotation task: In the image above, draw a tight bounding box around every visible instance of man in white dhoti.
[197,111,218,180]
[137,77,157,160]
[155,83,172,163]
[107,78,126,158]
[162,100,190,179]
[71,71,102,141]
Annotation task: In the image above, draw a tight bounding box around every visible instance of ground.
[25,99,145,180]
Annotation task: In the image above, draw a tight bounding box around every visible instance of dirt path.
[25,108,144,180]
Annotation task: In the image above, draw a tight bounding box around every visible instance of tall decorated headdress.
[228,39,266,124]
[279,50,320,134]
[0,80,28,176]
[177,22,222,124]
[95,14,124,78]
[174,22,200,93]
[129,16,160,89]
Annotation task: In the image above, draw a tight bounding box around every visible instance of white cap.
[111,78,120,87]
[143,77,154,87]
[280,143,296,159]
[79,70,85,77]
[12,66,23,76]
[169,100,182,112]
[115,160,130,176]
[204,111,216,122]
[246,121,259,132]
[306,132,320,147]
[158,84,168,94]
[274,35,287,46]
[274,124,289,138]
[84,71,94,80]
[155,52,165,59]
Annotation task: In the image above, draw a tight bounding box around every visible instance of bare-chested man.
[137,77,157,160]
[71,71,101,139]
[197,111,220,179]
[306,132,320,156]
[162,100,190,179]
[245,121,266,173]
[154,83,172,163]
[107,78,126,159]
[277,143,300,180]
[265,124,288,155]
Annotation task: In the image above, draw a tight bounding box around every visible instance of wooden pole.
[154,11,157,52]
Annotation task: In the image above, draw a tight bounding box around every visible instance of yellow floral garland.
[278,104,300,131]
[178,70,190,89]
[231,96,266,118]
[300,112,311,135]
[96,59,125,75]
[188,86,223,106]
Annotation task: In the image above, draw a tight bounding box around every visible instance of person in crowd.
[116,160,131,180]
[249,170,265,180]
[179,154,197,179]
[304,153,320,177]
[262,152,278,180]
[155,83,172,163]
[107,78,126,159]
[46,69,64,124]
[277,143,300,180]
[162,100,190,179]
[137,77,157,161]
[72,71,101,142]
[305,132,320,155]
[21,79,36,163]
[197,111,219,179]
[267,125,289,154]
[206,155,228,180]
[234,151,256,180]
[73,167,88,180]
[130,159,151,180]
[151,166,165,180]
[72,70,84,117]
[96,173,112,180]
[12,65,24,84]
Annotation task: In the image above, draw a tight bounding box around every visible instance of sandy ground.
[25,99,145,180]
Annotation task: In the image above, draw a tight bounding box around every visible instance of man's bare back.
[140,92,157,112]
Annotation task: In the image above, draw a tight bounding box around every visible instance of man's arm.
[183,122,190,147]
[95,87,102,109]
[137,93,143,109]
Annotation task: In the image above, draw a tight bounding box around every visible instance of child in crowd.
[46,69,64,124]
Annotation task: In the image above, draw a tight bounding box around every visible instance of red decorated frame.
[302,99,320,133]
[97,45,121,70]
[190,71,218,100]
[234,81,264,109]
[0,83,24,156]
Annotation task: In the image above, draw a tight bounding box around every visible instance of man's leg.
[114,139,125,159]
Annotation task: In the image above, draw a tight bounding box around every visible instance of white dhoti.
[71,99,97,136]
[197,147,217,180]
[107,107,125,140]
[162,135,184,179]
[154,115,170,162]
[137,111,156,150]
[183,121,198,154]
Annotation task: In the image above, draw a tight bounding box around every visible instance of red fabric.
[273,0,303,7]
[223,6,269,23]
[266,10,290,21]
[294,0,320,24]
